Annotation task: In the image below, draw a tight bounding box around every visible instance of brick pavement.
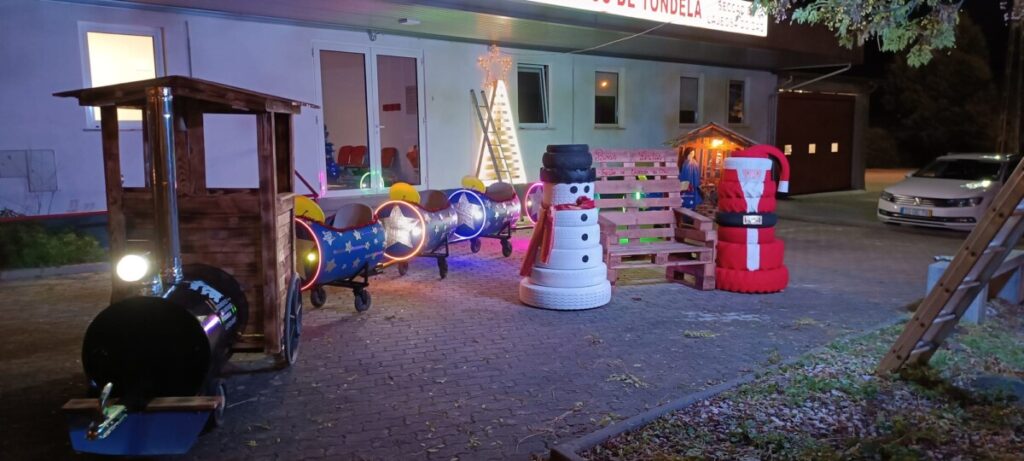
[0,220,964,460]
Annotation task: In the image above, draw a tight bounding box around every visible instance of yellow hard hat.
[461,175,485,192]
[389,182,421,204]
[294,195,325,223]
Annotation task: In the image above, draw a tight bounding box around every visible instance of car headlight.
[950,197,984,207]
[115,254,150,282]
[880,191,894,202]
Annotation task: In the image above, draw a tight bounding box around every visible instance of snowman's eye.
[570,186,578,194]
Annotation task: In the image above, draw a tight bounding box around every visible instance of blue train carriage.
[375,185,458,278]
[448,181,521,257]
[295,200,385,311]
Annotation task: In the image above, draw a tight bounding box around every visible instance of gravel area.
[587,301,1024,460]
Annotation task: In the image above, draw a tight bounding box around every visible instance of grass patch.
[587,304,1024,460]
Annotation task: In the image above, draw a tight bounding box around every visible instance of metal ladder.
[471,85,522,185]
[878,159,1024,374]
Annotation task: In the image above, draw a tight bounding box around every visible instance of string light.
[478,44,512,88]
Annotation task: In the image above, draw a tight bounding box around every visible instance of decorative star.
[372,226,379,234]
[453,193,482,229]
[382,205,419,248]
[478,44,512,89]
[353,229,362,240]
[345,241,354,253]
[325,259,337,272]
[322,230,336,245]
[352,256,361,268]
[364,242,370,250]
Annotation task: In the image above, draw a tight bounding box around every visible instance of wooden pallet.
[592,148,717,287]
[877,157,1024,374]
[666,262,715,290]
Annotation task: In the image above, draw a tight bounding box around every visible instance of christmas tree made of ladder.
[472,80,527,185]
[878,160,1024,374]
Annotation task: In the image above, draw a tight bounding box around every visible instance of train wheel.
[354,289,372,312]
[281,277,302,367]
[310,286,327,308]
[501,239,513,257]
[207,379,227,430]
[398,262,409,276]
[470,238,482,253]
[438,257,449,279]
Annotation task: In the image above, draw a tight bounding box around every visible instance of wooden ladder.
[471,83,526,185]
[877,159,1024,374]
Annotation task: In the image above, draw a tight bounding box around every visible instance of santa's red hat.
[732,144,791,194]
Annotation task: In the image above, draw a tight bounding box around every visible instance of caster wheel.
[398,262,409,276]
[470,239,482,253]
[205,379,227,430]
[501,239,513,257]
[438,258,448,279]
[310,286,326,308]
[354,289,372,312]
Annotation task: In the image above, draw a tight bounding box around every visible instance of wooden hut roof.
[668,122,758,147]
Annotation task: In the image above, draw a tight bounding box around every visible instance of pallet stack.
[714,145,791,293]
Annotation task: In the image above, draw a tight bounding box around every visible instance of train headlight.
[306,251,317,263]
[115,254,150,282]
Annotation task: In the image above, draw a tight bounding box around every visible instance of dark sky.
[855,1,1010,81]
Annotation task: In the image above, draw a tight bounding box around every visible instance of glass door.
[315,43,425,196]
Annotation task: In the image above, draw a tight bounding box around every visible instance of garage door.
[775,92,854,195]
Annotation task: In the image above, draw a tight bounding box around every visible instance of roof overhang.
[68,0,861,70]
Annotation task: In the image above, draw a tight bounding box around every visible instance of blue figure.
[679,147,702,209]
[324,126,341,181]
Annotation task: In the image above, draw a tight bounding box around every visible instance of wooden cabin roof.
[54,75,316,114]
[669,122,758,148]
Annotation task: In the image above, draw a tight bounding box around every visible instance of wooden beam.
[100,106,127,303]
[256,113,281,355]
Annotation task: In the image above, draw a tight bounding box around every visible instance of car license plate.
[900,207,932,217]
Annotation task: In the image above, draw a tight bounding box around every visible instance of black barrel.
[81,264,248,409]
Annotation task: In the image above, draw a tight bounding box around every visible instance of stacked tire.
[715,146,790,294]
[519,144,611,310]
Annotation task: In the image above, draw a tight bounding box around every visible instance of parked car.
[877,153,1022,231]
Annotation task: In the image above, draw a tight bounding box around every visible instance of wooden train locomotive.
[54,77,309,455]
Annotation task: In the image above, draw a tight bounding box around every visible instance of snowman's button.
[582,234,588,241]
[582,255,589,263]
[581,214,588,222]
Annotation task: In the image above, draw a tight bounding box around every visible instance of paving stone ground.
[0,217,964,460]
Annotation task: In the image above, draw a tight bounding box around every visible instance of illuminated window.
[831,142,839,153]
[808,143,817,154]
[79,23,164,128]
[517,64,548,124]
[679,76,699,124]
[595,71,619,125]
[727,80,745,124]
[784,144,792,156]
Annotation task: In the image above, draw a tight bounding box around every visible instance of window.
[595,71,619,125]
[831,142,840,153]
[517,64,549,124]
[727,80,746,124]
[783,144,792,156]
[808,143,817,154]
[679,76,699,124]
[79,23,164,128]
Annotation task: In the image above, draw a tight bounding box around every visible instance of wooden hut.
[669,122,757,215]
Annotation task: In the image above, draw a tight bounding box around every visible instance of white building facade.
[0,0,857,217]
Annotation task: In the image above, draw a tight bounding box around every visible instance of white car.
[877,153,1022,231]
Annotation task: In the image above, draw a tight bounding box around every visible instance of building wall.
[0,0,776,216]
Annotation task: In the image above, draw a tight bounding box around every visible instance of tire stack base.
[715,155,788,294]
[521,144,611,310]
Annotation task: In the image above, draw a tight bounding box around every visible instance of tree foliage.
[752,0,964,67]
[879,16,998,165]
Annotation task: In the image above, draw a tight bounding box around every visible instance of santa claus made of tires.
[715,145,791,294]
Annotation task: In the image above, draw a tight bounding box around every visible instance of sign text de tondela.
[523,0,769,37]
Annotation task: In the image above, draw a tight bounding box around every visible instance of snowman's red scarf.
[520,196,595,277]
